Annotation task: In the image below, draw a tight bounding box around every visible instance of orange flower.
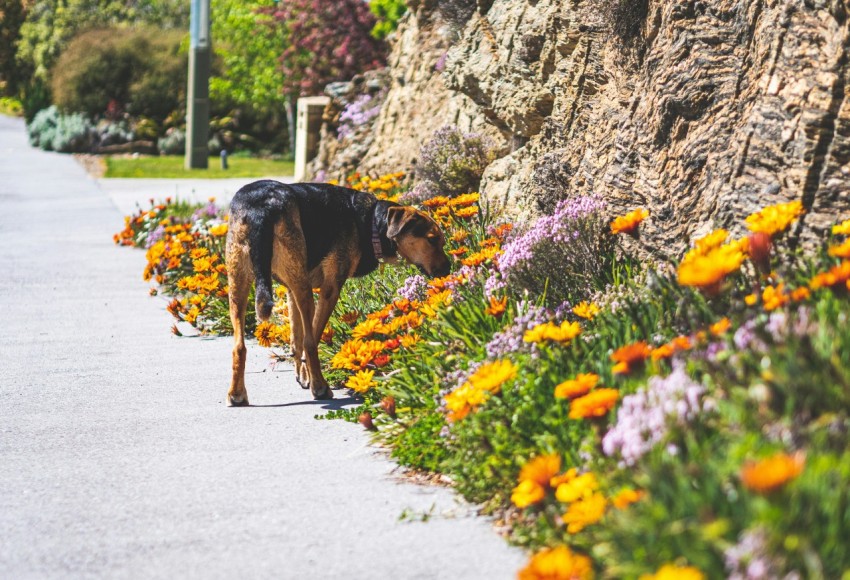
[650,343,675,362]
[790,287,810,302]
[745,200,804,236]
[610,208,649,235]
[741,451,805,493]
[611,341,651,374]
[709,318,731,336]
[454,206,479,219]
[677,242,746,294]
[810,260,850,290]
[611,488,644,509]
[555,373,599,399]
[340,311,359,326]
[254,321,277,348]
[448,192,480,207]
[448,246,469,257]
[422,196,450,208]
[485,295,508,318]
[518,546,593,580]
[346,369,376,394]
[524,321,582,345]
[762,284,789,311]
[519,453,562,487]
[568,388,619,419]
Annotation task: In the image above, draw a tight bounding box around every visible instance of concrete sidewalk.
[0,115,524,579]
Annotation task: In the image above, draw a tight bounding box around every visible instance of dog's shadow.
[247,393,360,410]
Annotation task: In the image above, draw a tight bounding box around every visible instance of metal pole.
[185,0,211,169]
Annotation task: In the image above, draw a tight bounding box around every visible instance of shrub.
[408,125,499,202]
[369,0,407,40]
[157,128,186,155]
[50,28,187,124]
[27,105,93,152]
[486,196,613,306]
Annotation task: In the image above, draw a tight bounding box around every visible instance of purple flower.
[397,274,428,302]
[485,301,553,359]
[602,364,711,466]
[724,527,798,580]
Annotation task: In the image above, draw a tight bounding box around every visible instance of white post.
[293,96,330,182]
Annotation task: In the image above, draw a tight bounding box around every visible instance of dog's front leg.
[290,284,333,400]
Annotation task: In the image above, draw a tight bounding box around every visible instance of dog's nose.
[434,262,451,277]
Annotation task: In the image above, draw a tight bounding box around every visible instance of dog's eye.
[428,236,442,247]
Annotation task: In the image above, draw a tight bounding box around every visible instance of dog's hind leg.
[226,225,253,407]
[287,289,309,389]
[289,282,333,400]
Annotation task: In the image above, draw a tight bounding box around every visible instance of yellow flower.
[677,242,746,293]
[524,321,582,345]
[511,479,546,508]
[330,339,385,371]
[444,382,489,422]
[741,451,805,493]
[255,321,277,348]
[555,472,598,503]
[572,301,600,320]
[352,317,389,339]
[209,223,228,236]
[640,564,705,580]
[467,359,518,394]
[346,369,376,393]
[423,196,450,208]
[828,238,850,258]
[190,247,209,259]
[448,192,480,207]
[745,200,804,236]
[461,246,501,267]
[518,546,594,580]
[193,256,215,273]
[554,373,599,399]
[399,333,421,349]
[809,261,850,290]
[610,208,649,235]
[568,389,619,419]
[519,454,562,487]
[744,293,758,306]
[454,206,479,219]
[832,218,850,235]
[762,284,789,311]
[790,287,810,302]
[562,492,607,533]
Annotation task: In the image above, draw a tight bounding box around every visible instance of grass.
[104,155,295,179]
[0,97,24,117]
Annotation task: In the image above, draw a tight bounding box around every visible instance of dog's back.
[228,180,374,319]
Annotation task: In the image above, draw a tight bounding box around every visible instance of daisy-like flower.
[448,192,480,207]
[467,359,518,394]
[523,321,582,345]
[518,546,593,580]
[762,284,789,311]
[484,295,508,318]
[346,369,376,394]
[741,451,805,493]
[519,453,562,486]
[254,321,277,348]
[610,208,649,235]
[809,261,850,290]
[511,479,546,508]
[562,492,607,534]
[710,318,731,336]
[554,373,599,399]
[827,238,850,259]
[568,388,619,419]
[611,341,651,374]
[352,318,389,339]
[677,242,746,294]
[832,218,850,236]
[422,195,450,208]
[454,206,479,219]
[330,339,385,371]
[745,200,804,236]
[209,223,228,236]
[572,301,600,320]
[555,472,598,503]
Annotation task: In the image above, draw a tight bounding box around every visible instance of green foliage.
[0,0,26,96]
[27,105,93,152]
[0,96,23,116]
[50,27,187,123]
[369,0,407,40]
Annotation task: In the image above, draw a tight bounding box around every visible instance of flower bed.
[117,181,850,579]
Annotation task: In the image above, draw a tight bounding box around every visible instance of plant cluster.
[117,182,850,578]
[408,125,499,203]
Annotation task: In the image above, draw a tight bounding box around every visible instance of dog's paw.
[312,384,334,400]
[227,393,250,407]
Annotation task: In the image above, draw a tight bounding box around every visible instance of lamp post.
[185,0,211,169]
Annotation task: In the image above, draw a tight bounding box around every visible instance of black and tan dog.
[225,180,451,405]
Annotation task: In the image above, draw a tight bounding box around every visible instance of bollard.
[220,149,228,170]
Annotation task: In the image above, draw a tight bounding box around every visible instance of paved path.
[0,116,524,579]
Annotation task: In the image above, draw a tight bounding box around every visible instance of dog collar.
[372,204,396,262]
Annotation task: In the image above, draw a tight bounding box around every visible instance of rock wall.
[314,0,850,256]
[308,0,506,183]
[444,0,850,254]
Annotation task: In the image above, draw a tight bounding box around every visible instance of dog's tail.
[248,214,275,322]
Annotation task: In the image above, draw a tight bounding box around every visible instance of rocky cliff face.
[314,0,850,256]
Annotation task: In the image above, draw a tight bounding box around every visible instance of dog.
[225,180,451,406]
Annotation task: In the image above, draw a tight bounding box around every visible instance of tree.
[0,0,27,95]
[262,0,387,99]
[369,0,407,40]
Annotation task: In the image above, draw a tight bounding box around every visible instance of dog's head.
[386,206,451,277]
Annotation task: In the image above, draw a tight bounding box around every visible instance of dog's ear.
[386,206,422,240]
